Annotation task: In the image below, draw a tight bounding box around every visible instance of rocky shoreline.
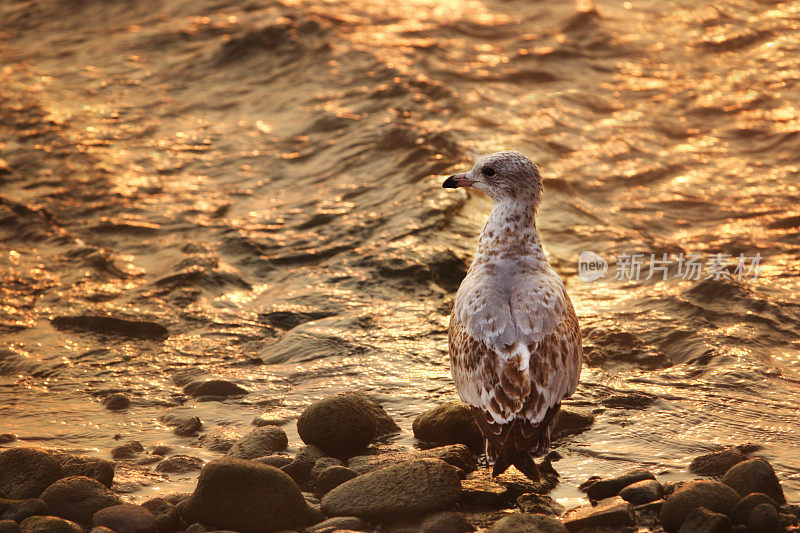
[0,391,797,533]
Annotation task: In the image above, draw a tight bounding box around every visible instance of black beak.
[442,173,469,188]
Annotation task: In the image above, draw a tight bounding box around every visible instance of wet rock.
[200,428,240,453]
[412,402,482,451]
[563,496,635,532]
[721,458,785,504]
[0,435,17,444]
[225,427,288,459]
[141,497,179,533]
[155,455,203,473]
[184,380,248,399]
[488,513,567,533]
[0,498,48,522]
[320,458,461,519]
[51,453,115,488]
[690,447,750,477]
[309,457,343,483]
[151,446,171,456]
[659,480,741,533]
[254,454,292,468]
[461,475,512,508]
[363,396,401,437]
[39,476,122,528]
[180,458,310,533]
[18,516,82,533]
[465,468,556,500]
[619,478,664,504]
[90,528,116,533]
[516,493,566,515]
[281,446,326,485]
[552,407,594,437]
[0,448,64,499]
[0,520,19,533]
[252,415,293,427]
[162,493,190,506]
[348,444,476,474]
[419,511,475,533]
[297,393,379,458]
[580,468,655,501]
[730,493,778,524]
[305,516,369,532]
[93,504,157,533]
[173,417,202,437]
[676,507,731,533]
[314,466,359,497]
[51,316,168,339]
[112,441,145,459]
[747,502,779,533]
[102,393,131,410]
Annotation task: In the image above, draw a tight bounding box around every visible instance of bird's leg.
[538,451,561,478]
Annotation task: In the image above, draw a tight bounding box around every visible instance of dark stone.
[305,516,369,532]
[563,496,635,532]
[619,479,664,504]
[320,458,461,519]
[659,480,740,533]
[161,493,190,506]
[183,380,248,399]
[676,507,732,533]
[179,458,310,533]
[51,453,115,488]
[552,407,594,437]
[173,417,202,437]
[102,394,131,410]
[39,476,122,528]
[225,427,288,459]
[254,455,292,468]
[581,469,656,501]
[314,466,359,497]
[412,402,482,451]
[0,435,17,444]
[464,468,556,500]
[0,520,19,533]
[690,447,749,477]
[0,498,48,522]
[516,493,566,515]
[419,511,475,533]
[310,457,343,483]
[155,455,203,473]
[0,449,64,499]
[721,458,785,504]
[200,428,239,453]
[90,528,116,533]
[297,393,379,458]
[488,513,567,533]
[112,441,145,459]
[151,446,171,457]
[141,498,179,533]
[730,493,778,524]
[18,516,82,533]
[93,504,157,533]
[51,315,167,339]
[348,444,476,474]
[747,503,779,533]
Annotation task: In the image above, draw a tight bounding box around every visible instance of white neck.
[474,198,547,265]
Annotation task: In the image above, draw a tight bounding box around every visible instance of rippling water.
[1,0,799,505]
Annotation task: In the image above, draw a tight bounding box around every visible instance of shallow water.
[1,0,799,507]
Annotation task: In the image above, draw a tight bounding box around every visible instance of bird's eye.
[483,167,496,177]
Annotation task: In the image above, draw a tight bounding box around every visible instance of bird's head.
[442,150,542,206]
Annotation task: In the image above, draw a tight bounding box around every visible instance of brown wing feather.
[450,294,581,470]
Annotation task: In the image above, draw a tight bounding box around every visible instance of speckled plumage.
[444,151,582,479]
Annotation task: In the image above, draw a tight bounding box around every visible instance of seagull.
[442,150,582,480]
